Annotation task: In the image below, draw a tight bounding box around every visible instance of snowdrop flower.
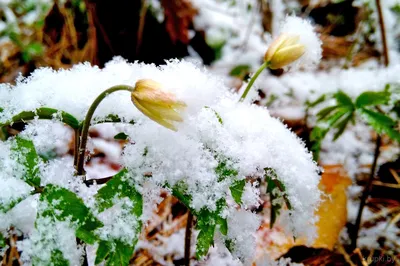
[131,79,187,131]
[264,34,306,69]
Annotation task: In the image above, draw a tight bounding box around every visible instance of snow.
[1,58,321,264]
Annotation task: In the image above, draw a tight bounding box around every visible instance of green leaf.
[196,223,216,259]
[229,64,251,78]
[216,161,238,182]
[114,132,129,140]
[21,42,43,63]
[333,112,354,141]
[311,107,352,160]
[95,169,142,216]
[316,105,339,121]
[94,169,143,265]
[171,182,228,258]
[1,107,80,129]
[11,136,41,187]
[355,90,390,108]
[0,233,6,248]
[95,240,133,266]
[334,90,354,107]
[171,182,192,208]
[306,94,326,108]
[50,250,69,266]
[195,198,226,259]
[229,179,245,204]
[264,168,291,228]
[358,108,400,142]
[40,184,103,244]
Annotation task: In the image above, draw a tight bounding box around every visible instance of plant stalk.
[76,85,134,175]
[239,61,269,102]
[375,0,389,66]
[73,128,80,166]
[350,135,381,250]
[184,211,194,266]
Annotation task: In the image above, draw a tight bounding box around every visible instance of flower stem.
[350,134,381,250]
[184,211,194,266]
[76,85,134,175]
[239,61,269,102]
[73,128,80,166]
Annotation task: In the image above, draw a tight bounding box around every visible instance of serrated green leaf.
[95,169,142,216]
[95,241,110,265]
[94,169,143,266]
[50,249,69,266]
[171,182,228,258]
[358,108,400,142]
[1,107,80,129]
[40,184,103,244]
[11,136,41,187]
[196,223,216,259]
[264,168,291,228]
[171,182,192,208]
[195,198,227,259]
[334,90,354,107]
[306,94,326,108]
[216,161,238,182]
[114,132,129,140]
[95,240,133,266]
[355,90,390,108]
[229,179,245,204]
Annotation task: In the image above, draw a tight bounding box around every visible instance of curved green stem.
[239,61,269,102]
[76,85,135,175]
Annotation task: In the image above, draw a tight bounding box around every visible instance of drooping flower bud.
[264,33,306,70]
[131,79,187,131]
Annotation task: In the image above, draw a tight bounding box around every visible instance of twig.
[184,211,194,266]
[375,0,390,66]
[351,135,381,250]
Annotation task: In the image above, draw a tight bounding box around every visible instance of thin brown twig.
[351,135,381,250]
[184,211,194,266]
[375,0,390,66]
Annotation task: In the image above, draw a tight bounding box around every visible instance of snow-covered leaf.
[11,136,41,187]
[229,179,245,204]
[1,107,80,129]
[40,184,103,244]
[50,249,69,266]
[94,169,143,266]
[95,240,133,266]
[265,168,291,228]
